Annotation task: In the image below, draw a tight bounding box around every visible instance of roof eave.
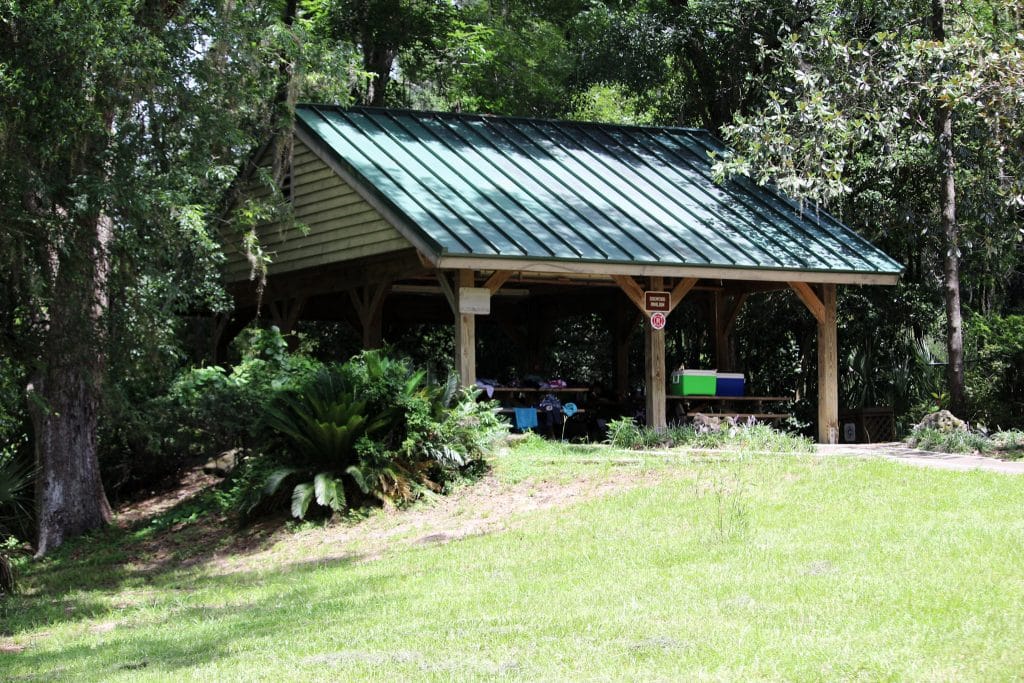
[435,255,901,286]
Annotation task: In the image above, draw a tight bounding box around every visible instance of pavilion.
[219,104,903,442]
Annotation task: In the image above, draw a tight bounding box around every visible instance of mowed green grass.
[3,448,1024,681]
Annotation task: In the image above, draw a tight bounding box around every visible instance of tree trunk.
[932,0,966,416]
[30,214,114,557]
[937,105,965,415]
[364,45,395,107]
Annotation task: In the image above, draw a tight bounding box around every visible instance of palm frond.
[291,482,315,519]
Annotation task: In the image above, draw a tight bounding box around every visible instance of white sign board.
[650,312,667,330]
[458,287,491,315]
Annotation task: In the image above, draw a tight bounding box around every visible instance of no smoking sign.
[650,312,667,330]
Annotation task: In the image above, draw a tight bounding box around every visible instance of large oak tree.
[0,0,291,555]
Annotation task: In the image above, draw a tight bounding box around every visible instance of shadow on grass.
[5,556,385,681]
[3,483,337,637]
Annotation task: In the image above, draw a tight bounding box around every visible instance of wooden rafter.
[267,296,306,332]
[483,270,513,294]
[723,293,748,335]
[436,271,457,314]
[667,277,699,313]
[789,282,826,324]
[612,275,646,311]
[349,283,388,348]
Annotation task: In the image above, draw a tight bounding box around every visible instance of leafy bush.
[249,350,506,519]
[606,417,813,452]
[100,326,322,496]
[606,417,665,449]
[988,431,1024,460]
[0,452,32,595]
[906,427,988,453]
[966,313,1024,430]
[906,427,1024,459]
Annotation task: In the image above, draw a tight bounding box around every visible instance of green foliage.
[966,313,1024,429]
[907,427,989,454]
[101,326,323,496]
[606,417,813,453]
[988,431,1024,460]
[0,451,32,594]
[308,0,457,105]
[907,423,1024,460]
[261,368,385,466]
[606,417,665,449]
[0,451,33,545]
[250,349,506,519]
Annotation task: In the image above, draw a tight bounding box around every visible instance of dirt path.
[206,468,674,576]
[818,442,1024,474]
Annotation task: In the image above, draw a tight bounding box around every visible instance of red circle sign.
[650,312,666,330]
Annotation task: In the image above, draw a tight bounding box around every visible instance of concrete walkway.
[818,442,1024,475]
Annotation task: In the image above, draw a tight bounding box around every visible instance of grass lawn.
[3,442,1024,680]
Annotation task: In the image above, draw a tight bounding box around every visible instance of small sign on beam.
[644,291,671,312]
[458,287,491,315]
[650,312,667,330]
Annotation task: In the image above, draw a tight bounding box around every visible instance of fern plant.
[256,367,390,519]
[248,350,506,520]
[0,453,32,595]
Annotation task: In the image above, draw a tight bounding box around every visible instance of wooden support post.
[789,281,838,443]
[349,285,388,349]
[818,284,839,444]
[454,270,476,387]
[613,308,642,399]
[211,313,230,363]
[614,275,698,429]
[645,276,667,430]
[713,292,747,372]
[713,292,727,370]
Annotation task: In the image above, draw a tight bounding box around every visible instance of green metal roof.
[296,104,902,282]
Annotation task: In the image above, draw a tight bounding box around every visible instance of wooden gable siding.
[222,138,411,282]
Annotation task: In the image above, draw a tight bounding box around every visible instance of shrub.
[100,326,323,496]
[966,313,1024,429]
[606,417,666,449]
[906,427,988,453]
[0,452,32,595]
[988,431,1024,460]
[0,450,32,537]
[606,417,813,452]
[250,350,506,519]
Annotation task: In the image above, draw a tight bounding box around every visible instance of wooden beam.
[790,282,826,324]
[713,292,728,371]
[226,248,426,306]
[723,281,791,296]
[455,270,476,387]
[483,270,513,294]
[817,284,839,444]
[645,276,667,430]
[612,309,643,399]
[723,293,748,336]
[612,275,646,312]
[348,284,388,348]
[438,255,901,286]
[436,271,457,315]
[667,277,699,313]
[267,296,306,333]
